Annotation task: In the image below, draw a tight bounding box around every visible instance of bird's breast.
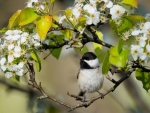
[78,68,104,93]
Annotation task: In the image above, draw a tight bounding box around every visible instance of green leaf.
[51,16,59,28]
[31,50,41,72]
[0,27,8,33]
[102,51,110,75]
[135,69,150,92]
[109,47,129,68]
[49,35,64,59]
[125,14,146,23]
[109,17,133,35]
[18,8,39,26]
[109,19,118,34]
[118,17,133,35]
[61,30,73,40]
[122,0,138,8]
[8,10,21,29]
[50,0,55,4]
[94,48,105,62]
[109,46,119,57]
[15,75,20,82]
[118,38,124,54]
[74,45,88,55]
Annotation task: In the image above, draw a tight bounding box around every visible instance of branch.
[42,40,69,50]
[67,71,132,112]
[26,61,72,109]
[86,26,113,48]
[51,19,113,49]
[132,61,150,72]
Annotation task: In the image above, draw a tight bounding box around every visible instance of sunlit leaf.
[118,38,124,54]
[31,50,41,72]
[118,17,133,35]
[0,27,8,33]
[50,0,55,4]
[122,0,138,8]
[36,16,52,41]
[109,17,133,35]
[18,8,39,26]
[61,30,73,40]
[102,51,110,75]
[78,17,86,22]
[8,10,21,29]
[135,69,150,92]
[52,16,59,28]
[125,14,146,23]
[109,47,129,68]
[109,46,119,57]
[93,30,103,51]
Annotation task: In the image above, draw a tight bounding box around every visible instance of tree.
[0,0,150,112]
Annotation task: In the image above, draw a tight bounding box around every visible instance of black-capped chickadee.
[77,52,104,101]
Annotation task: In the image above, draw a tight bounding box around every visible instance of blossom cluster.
[59,0,126,28]
[26,0,44,10]
[130,21,150,63]
[0,29,41,78]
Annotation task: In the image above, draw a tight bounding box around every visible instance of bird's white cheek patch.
[84,58,99,68]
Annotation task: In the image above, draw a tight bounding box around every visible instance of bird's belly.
[78,69,103,93]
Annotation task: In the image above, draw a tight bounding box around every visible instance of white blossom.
[8,43,15,50]
[0,57,7,71]
[142,22,150,34]
[86,11,100,25]
[72,5,82,19]
[103,0,113,8]
[5,30,21,41]
[26,0,38,7]
[140,53,147,60]
[0,57,6,65]
[131,30,142,36]
[83,0,97,14]
[16,69,24,76]
[136,36,147,47]
[59,15,66,24]
[8,51,14,63]
[110,5,126,20]
[146,44,150,52]
[131,45,144,60]
[5,72,13,78]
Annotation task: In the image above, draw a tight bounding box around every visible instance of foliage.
[0,0,150,111]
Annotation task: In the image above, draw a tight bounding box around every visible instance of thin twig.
[26,61,72,109]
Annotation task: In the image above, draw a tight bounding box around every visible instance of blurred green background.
[0,0,150,113]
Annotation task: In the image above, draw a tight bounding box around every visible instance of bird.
[77,52,104,102]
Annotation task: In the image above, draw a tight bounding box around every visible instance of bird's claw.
[97,91,104,99]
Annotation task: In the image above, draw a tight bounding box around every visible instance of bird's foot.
[81,94,86,102]
[97,91,104,99]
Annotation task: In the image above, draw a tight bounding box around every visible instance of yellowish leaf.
[122,0,138,8]
[93,31,103,50]
[8,10,21,29]
[36,16,52,41]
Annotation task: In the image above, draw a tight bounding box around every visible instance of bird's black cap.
[81,52,97,61]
